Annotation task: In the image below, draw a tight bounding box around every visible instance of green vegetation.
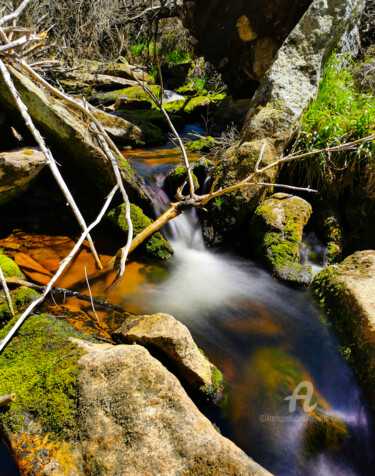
[106,203,173,260]
[0,287,39,323]
[0,314,87,438]
[293,54,375,198]
[0,251,24,279]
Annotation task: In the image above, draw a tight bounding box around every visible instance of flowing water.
[1,142,374,475]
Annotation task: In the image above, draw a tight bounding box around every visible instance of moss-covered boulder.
[0,287,39,324]
[92,84,161,106]
[163,165,199,197]
[106,203,173,260]
[113,313,224,401]
[0,251,24,279]
[0,314,88,474]
[117,108,184,134]
[185,136,215,152]
[251,193,313,285]
[311,251,375,413]
[201,140,277,246]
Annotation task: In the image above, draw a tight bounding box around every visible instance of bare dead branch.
[0,0,33,27]
[0,55,103,270]
[0,185,118,354]
[0,265,15,317]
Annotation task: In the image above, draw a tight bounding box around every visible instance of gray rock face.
[75,341,272,476]
[0,147,46,206]
[0,66,152,211]
[242,0,365,150]
[113,313,222,397]
[312,251,375,412]
[251,193,313,285]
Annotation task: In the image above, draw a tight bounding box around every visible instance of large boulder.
[75,340,272,476]
[113,313,223,399]
[0,147,46,206]
[312,251,375,413]
[181,0,312,98]
[202,140,277,246]
[251,193,313,285]
[242,0,365,151]
[0,66,152,212]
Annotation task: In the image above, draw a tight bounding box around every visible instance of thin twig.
[0,0,32,27]
[5,277,126,312]
[0,185,118,354]
[84,266,100,324]
[0,393,16,406]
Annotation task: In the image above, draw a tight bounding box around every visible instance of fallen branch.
[0,265,15,317]
[0,0,32,27]
[5,277,126,313]
[0,185,118,354]
[0,393,16,406]
[0,56,103,270]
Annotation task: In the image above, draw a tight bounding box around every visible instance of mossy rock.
[0,314,88,439]
[201,140,277,246]
[163,165,199,197]
[0,287,39,324]
[251,193,313,285]
[313,201,343,265]
[0,251,24,279]
[185,136,215,152]
[163,96,210,116]
[311,251,375,413]
[176,83,208,97]
[93,85,161,106]
[106,203,173,260]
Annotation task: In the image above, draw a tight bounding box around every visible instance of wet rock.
[164,164,199,197]
[106,203,173,260]
[242,0,365,150]
[313,201,343,265]
[312,251,375,413]
[251,193,313,285]
[0,147,46,207]
[75,340,271,475]
[202,140,277,246]
[92,84,161,106]
[0,66,152,212]
[113,313,223,398]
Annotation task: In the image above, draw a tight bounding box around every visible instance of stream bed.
[1,142,374,475]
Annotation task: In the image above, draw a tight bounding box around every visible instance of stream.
[1,138,375,475]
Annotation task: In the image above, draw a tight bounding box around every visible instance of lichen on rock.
[251,193,313,285]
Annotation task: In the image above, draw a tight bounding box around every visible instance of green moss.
[0,314,88,439]
[251,196,313,284]
[0,251,24,279]
[96,85,161,104]
[106,203,173,260]
[185,137,215,152]
[119,109,183,134]
[0,287,39,323]
[164,165,199,195]
[163,96,210,114]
